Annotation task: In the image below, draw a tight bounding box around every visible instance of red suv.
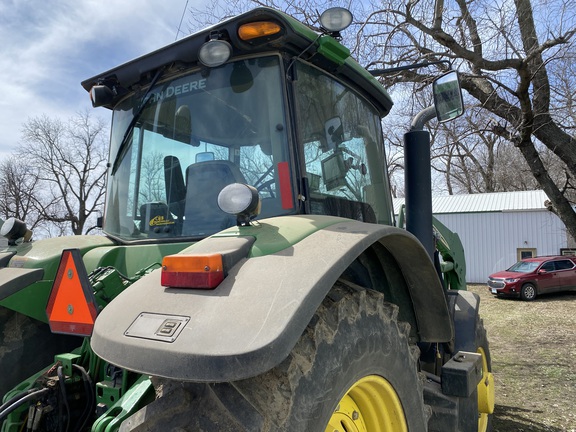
[488,256,576,301]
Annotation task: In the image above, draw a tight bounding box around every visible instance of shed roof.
[393,190,549,215]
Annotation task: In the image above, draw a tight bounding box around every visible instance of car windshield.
[507,261,539,273]
[104,56,293,241]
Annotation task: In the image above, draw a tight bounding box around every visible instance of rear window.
[554,259,575,270]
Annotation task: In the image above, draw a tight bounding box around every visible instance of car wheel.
[520,283,537,301]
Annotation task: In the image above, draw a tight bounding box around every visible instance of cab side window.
[293,61,393,225]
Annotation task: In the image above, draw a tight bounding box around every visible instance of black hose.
[0,364,97,430]
[72,364,94,432]
[0,388,37,415]
[0,387,50,421]
[57,366,71,432]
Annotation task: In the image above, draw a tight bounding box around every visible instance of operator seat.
[182,160,246,236]
[164,156,186,219]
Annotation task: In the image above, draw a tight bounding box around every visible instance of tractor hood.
[2,235,115,271]
[0,236,116,321]
[0,236,115,300]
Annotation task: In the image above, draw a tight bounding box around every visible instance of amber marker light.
[161,254,224,289]
[238,21,282,41]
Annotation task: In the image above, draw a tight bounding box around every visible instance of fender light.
[218,183,261,226]
[238,21,282,41]
[161,254,224,289]
[46,249,99,336]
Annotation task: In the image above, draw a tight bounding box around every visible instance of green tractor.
[0,7,494,431]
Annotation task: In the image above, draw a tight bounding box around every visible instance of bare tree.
[139,151,166,204]
[190,0,576,240]
[429,108,541,194]
[359,0,576,238]
[14,111,108,236]
[0,158,43,228]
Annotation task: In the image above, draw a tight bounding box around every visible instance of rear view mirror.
[433,71,464,123]
[196,152,215,162]
[324,117,344,151]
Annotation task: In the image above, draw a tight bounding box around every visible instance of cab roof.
[81,7,393,116]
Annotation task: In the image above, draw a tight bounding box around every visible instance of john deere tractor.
[0,7,494,431]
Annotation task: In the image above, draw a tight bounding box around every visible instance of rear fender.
[91,217,453,382]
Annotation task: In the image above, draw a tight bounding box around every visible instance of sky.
[0,0,208,158]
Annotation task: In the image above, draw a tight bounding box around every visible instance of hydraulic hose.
[57,365,70,432]
[0,364,95,429]
[72,364,94,432]
[0,388,36,415]
[0,387,50,421]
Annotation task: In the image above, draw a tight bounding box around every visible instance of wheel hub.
[477,347,495,431]
[325,375,408,432]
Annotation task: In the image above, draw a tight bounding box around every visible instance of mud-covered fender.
[91,216,453,382]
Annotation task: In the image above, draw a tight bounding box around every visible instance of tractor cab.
[86,8,395,243]
[0,7,494,432]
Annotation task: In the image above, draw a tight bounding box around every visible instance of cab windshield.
[104,56,293,241]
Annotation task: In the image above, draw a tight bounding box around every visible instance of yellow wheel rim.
[325,375,408,432]
[477,347,495,432]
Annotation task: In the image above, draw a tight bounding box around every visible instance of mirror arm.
[410,105,436,131]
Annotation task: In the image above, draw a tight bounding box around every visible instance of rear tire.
[0,308,78,398]
[122,280,430,431]
[235,280,430,431]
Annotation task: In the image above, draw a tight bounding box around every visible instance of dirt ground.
[467,285,576,431]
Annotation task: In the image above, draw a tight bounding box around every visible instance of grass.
[467,285,576,431]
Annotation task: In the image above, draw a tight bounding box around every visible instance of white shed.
[394,190,573,283]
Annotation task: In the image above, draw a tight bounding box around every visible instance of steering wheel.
[253,165,276,198]
[256,178,276,197]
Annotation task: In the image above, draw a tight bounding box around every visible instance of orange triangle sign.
[46,249,98,336]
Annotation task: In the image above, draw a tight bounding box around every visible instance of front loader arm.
[433,216,467,291]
